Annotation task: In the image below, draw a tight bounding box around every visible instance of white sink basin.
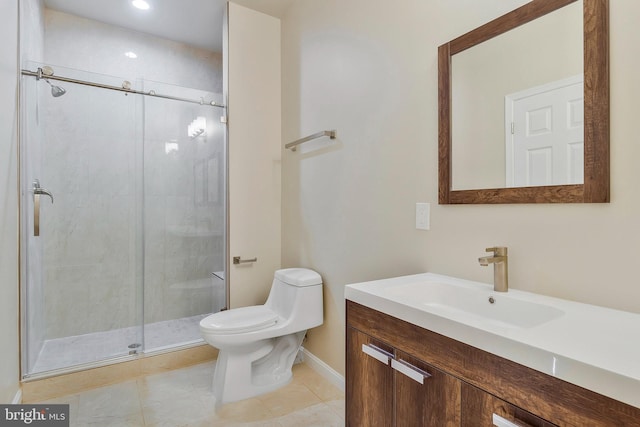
[345,272,640,409]
[387,281,564,329]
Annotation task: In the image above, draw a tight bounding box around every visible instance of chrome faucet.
[478,247,508,292]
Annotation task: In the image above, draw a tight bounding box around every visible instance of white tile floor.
[32,315,209,374]
[39,361,345,426]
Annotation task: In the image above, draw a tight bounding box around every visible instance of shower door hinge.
[220,116,227,124]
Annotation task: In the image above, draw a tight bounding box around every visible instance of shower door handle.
[32,179,54,236]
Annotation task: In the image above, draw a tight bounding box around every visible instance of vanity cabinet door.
[461,382,557,427]
[394,350,461,426]
[346,327,394,427]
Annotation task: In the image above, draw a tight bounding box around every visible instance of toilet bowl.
[200,268,323,404]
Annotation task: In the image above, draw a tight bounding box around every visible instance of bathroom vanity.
[344,274,640,426]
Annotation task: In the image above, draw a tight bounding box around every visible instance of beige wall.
[0,0,20,403]
[282,0,640,376]
[228,3,282,308]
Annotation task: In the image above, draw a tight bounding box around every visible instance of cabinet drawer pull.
[492,414,527,427]
[391,359,432,384]
[361,344,392,365]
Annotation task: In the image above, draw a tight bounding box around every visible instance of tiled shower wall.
[26,7,224,340]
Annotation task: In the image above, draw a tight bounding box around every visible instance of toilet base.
[212,330,306,404]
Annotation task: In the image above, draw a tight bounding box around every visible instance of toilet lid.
[200,306,279,334]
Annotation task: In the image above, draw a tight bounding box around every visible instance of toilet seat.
[201,306,278,334]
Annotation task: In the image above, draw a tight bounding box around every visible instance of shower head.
[44,79,66,97]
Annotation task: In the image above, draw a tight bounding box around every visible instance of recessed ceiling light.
[132,0,150,10]
[124,51,138,59]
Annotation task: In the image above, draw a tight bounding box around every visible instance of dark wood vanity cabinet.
[346,327,459,426]
[461,383,557,427]
[395,350,460,425]
[346,329,394,426]
[346,300,640,427]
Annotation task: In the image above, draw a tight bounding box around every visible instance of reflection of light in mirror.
[165,141,179,154]
[188,116,206,138]
[124,51,137,59]
[132,0,150,10]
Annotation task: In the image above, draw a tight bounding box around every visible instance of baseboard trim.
[301,347,345,392]
[12,388,22,404]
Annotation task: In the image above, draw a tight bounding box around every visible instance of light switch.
[416,203,430,230]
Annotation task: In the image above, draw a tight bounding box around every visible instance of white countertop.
[344,273,640,409]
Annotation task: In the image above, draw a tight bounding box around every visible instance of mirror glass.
[451,1,583,190]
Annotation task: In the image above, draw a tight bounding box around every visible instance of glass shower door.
[21,64,144,377]
[142,80,226,352]
[21,64,227,377]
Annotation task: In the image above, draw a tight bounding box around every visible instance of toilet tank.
[265,268,323,331]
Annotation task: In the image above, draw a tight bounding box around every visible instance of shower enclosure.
[20,63,227,378]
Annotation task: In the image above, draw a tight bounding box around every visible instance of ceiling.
[43,0,294,53]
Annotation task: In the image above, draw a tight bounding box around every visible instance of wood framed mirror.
[438,0,609,204]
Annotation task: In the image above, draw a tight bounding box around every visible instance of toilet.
[200,268,323,404]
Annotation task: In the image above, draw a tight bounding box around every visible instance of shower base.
[31,314,209,375]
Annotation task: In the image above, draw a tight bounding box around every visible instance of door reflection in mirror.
[451,0,583,191]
